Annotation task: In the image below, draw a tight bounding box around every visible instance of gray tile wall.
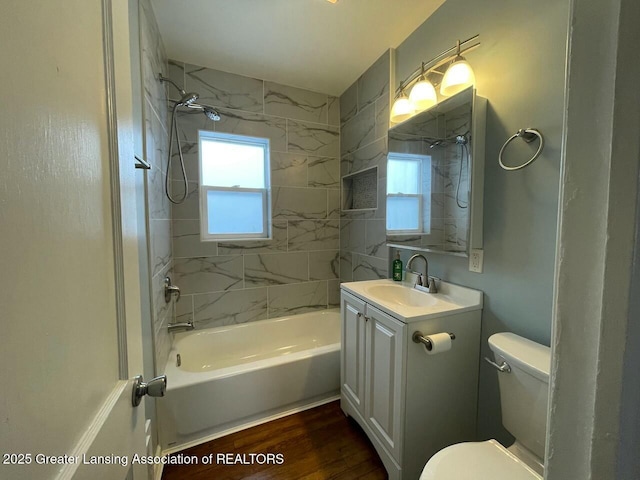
[339,51,391,282]
[140,0,174,371]
[168,60,340,330]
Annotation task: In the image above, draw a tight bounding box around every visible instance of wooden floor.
[161,401,388,480]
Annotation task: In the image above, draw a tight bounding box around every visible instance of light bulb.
[409,79,437,111]
[390,96,415,123]
[440,57,475,96]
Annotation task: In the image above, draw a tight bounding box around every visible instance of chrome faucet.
[406,254,438,293]
[167,321,194,333]
[164,276,181,303]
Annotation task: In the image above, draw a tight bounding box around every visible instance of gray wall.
[392,0,570,442]
[166,61,341,327]
[340,51,391,282]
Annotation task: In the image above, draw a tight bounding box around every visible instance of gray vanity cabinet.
[340,282,482,480]
[341,290,406,477]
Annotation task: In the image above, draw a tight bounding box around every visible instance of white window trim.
[198,131,271,242]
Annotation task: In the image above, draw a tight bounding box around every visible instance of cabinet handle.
[357,312,363,319]
[364,316,370,322]
[356,312,369,322]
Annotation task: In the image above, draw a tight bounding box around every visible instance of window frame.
[198,130,271,242]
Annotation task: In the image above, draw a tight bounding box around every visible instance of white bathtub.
[158,309,341,451]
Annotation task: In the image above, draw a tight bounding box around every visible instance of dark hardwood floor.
[161,401,388,480]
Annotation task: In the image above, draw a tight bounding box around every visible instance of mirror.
[386,87,486,256]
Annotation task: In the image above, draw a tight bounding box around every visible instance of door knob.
[132,374,167,407]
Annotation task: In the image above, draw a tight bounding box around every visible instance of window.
[386,153,430,234]
[199,131,271,240]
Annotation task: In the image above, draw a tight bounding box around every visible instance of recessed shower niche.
[342,166,378,211]
[386,87,486,255]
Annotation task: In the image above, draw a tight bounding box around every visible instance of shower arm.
[158,73,186,95]
[158,73,218,118]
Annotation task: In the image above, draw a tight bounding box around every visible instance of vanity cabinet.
[340,281,483,480]
[342,292,405,460]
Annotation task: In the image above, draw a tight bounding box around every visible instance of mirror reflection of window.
[386,153,431,234]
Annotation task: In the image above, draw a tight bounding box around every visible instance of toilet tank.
[488,333,551,460]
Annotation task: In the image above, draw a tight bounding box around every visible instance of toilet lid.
[420,440,542,480]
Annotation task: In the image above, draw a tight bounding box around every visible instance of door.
[341,292,367,414]
[0,1,150,479]
[365,305,406,461]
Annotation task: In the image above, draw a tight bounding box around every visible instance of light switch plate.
[469,249,484,273]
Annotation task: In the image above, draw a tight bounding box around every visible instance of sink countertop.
[341,278,483,323]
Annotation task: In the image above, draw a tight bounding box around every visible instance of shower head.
[202,106,221,121]
[178,92,199,106]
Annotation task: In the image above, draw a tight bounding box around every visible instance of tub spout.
[168,321,194,333]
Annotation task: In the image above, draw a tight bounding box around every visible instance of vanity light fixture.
[391,35,479,124]
[390,82,415,123]
[408,63,437,110]
[440,40,476,96]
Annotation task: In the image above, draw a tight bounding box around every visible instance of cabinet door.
[365,304,406,460]
[341,292,367,414]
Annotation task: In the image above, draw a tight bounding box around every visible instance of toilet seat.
[419,440,542,480]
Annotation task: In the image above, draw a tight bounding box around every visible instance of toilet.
[420,332,550,480]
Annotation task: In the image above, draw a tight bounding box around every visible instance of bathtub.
[158,309,341,452]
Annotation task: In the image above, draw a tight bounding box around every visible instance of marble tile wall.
[339,51,391,282]
[140,0,174,371]
[167,60,340,329]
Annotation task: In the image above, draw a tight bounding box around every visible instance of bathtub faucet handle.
[164,276,181,303]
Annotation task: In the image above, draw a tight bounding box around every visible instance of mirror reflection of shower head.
[456,134,469,145]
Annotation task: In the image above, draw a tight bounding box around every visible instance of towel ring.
[498,128,544,171]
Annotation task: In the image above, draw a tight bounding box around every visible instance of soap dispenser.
[392,252,403,281]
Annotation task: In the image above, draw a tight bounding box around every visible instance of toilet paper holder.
[412,331,456,351]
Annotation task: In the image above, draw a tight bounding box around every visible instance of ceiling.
[150,0,445,96]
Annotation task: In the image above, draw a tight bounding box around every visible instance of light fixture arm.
[394,34,480,97]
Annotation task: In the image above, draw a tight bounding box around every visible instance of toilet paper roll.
[423,332,452,355]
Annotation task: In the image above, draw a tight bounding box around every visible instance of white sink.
[341,279,483,323]
[364,284,440,308]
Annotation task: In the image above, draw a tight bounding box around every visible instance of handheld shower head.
[179,92,199,106]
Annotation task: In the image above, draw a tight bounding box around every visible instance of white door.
[365,305,406,461]
[341,292,368,413]
[0,1,151,479]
